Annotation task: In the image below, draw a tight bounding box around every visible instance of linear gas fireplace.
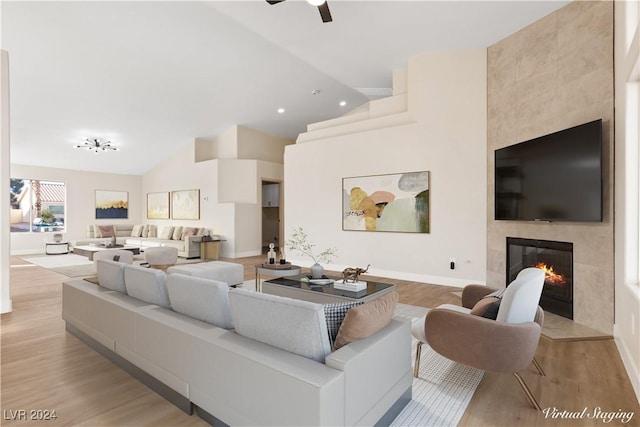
[506,237,573,319]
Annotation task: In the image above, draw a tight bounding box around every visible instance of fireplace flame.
[534,262,566,286]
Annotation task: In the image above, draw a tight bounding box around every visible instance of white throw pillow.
[159,226,174,240]
[131,224,143,237]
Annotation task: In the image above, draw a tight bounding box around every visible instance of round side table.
[46,241,69,255]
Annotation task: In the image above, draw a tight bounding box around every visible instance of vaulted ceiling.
[2,1,569,175]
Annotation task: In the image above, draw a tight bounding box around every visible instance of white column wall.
[614,0,640,403]
[1,50,12,313]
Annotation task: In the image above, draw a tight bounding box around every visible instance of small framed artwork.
[171,189,200,220]
[342,171,430,233]
[95,190,129,219]
[147,192,170,219]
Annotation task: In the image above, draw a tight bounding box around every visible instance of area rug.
[20,254,97,277]
[21,253,211,278]
[393,303,484,427]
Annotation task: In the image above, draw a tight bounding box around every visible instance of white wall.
[1,50,12,313]
[614,0,640,402]
[9,164,143,254]
[285,50,487,286]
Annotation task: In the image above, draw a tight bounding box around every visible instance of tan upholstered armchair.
[411,267,546,410]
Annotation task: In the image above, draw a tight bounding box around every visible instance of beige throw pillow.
[141,224,149,238]
[333,291,398,350]
[172,226,183,240]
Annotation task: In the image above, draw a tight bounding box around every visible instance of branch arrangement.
[286,227,337,265]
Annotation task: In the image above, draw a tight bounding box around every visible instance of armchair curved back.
[497,268,545,324]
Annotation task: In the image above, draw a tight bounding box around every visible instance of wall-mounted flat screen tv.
[494,119,602,222]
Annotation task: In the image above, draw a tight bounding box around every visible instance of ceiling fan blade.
[266,0,285,5]
[318,2,332,23]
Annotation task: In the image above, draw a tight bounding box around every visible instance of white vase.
[310,263,324,279]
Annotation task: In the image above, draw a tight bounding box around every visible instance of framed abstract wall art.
[342,171,429,233]
[171,189,200,220]
[95,190,128,219]
[147,192,170,219]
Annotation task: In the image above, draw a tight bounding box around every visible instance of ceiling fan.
[74,138,119,154]
[266,0,332,23]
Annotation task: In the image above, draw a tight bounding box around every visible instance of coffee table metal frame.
[254,264,302,292]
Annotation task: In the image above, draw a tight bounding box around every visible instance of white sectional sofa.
[62,262,413,426]
[71,224,210,258]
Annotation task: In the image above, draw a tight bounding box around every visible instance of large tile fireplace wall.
[487,1,614,334]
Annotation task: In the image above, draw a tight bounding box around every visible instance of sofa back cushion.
[114,224,134,237]
[228,288,331,362]
[123,264,170,308]
[96,259,127,294]
[166,274,233,329]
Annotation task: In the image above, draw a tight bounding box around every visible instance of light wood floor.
[3,254,639,426]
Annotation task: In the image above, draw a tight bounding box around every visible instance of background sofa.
[61,268,412,426]
[71,224,209,258]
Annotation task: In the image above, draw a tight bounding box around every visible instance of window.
[9,179,66,233]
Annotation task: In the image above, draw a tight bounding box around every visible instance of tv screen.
[494,119,602,222]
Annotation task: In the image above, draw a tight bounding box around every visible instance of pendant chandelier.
[74,138,118,154]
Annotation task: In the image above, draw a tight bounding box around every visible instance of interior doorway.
[261,181,281,253]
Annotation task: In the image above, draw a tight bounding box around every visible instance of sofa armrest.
[425,308,541,373]
[325,319,412,426]
[185,235,202,257]
[462,284,497,309]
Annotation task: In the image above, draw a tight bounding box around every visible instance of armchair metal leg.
[414,341,423,378]
[532,357,545,376]
[513,372,542,411]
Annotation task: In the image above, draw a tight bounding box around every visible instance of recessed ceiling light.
[311,89,321,95]
[307,0,326,6]
[277,108,285,114]
[339,101,347,107]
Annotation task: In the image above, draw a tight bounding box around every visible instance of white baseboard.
[287,258,485,289]
[10,249,43,256]
[614,327,640,405]
[231,250,262,259]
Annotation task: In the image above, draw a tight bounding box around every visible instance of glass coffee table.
[262,274,395,304]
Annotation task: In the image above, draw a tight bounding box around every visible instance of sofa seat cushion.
[228,288,331,363]
[166,274,233,329]
[123,264,170,308]
[160,240,186,250]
